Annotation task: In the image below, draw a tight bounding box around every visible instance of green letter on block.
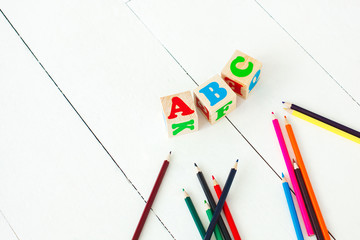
[172,120,195,136]
[216,101,233,120]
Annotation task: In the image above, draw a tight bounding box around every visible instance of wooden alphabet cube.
[193,74,236,124]
[221,50,262,99]
[160,91,198,137]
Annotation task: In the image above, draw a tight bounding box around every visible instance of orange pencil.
[284,116,330,240]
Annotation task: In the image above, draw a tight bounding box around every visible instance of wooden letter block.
[193,74,236,124]
[160,91,198,137]
[221,50,262,99]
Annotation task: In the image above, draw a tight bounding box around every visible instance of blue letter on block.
[199,82,227,106]
[249,69,261,92]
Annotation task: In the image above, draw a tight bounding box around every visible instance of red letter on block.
[168,97,195,119]
[224,77,243,96]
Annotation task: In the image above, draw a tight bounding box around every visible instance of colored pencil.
[272,112,314,236]
[132,152,171,240]
[282,173,304,240]
[283,103,360,144]
[204,160,238,240]
[213,175,241,240]
[194,163,231,240]
[183,189,206,238]
[204,200,223,240]
[283,102,360,138]
[285,116,329,240]
[293,160,324,240]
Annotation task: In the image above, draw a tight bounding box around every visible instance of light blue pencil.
[282,173,304,240]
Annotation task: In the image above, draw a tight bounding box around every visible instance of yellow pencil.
[284,108,360,144]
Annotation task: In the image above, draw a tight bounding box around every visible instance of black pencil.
[293,159,324,240]
[194,163,231,240]
[283,102,360,138]
[204,160,238,240]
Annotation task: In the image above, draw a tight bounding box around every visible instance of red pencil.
[212,175,241,240]
[132,152,171,240]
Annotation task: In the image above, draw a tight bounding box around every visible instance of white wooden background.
[1,0,359,239]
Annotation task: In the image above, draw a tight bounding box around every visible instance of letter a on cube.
[221,50,262,99]
[193,74,236,124]
[160,91,198,137]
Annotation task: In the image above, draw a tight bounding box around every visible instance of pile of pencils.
[183,160,241,240]
[132,102,358,239]
[273,110,330,240]
[274,102,359,239]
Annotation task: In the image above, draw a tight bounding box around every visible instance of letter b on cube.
[221,50,262,99]
[160,91,198,137]
[193,74,236,124]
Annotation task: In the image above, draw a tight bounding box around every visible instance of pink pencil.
[272,112,314,236]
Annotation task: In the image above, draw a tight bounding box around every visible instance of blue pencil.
[282,173,304,240]
[204,160,238,240]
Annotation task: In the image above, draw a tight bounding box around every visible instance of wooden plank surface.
[1,0,359,239]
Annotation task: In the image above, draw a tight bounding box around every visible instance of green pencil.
[204,200,224,240]
[183,189,206,238]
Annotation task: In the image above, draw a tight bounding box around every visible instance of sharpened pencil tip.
[182,188,184,191]
[212,175,215,180]
[166,152,172,161]
[272,112,277,120]
[194,163,197,167]
[234,159,239,170]
[282,101,285,104]
[282,173,284,178]
[204,200,207,204]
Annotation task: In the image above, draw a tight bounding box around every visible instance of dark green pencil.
[204,200,224,240]
[183,189,206,238]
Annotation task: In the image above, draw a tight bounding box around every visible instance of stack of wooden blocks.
[161,50,262,137]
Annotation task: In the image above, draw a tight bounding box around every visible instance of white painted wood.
[0,13,171,240]
[254,0,360,104]
[0,211,18,240]
[0,0,359,239]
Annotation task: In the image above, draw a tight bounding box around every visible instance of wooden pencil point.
[272,112,277,120]
[194,163,201,173]
[212,176,218,186]
[284,108,293,114]
[293,161,299,170]
[233,160,239,170]
[284,116,289,125]
[283,102,292,108]
[183,189,189,198]
[166,152,172,161]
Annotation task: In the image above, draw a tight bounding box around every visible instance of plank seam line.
[253,0,359,109]
[125,3,280,179]
[0,8,162,239]
[0,209,21,240]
